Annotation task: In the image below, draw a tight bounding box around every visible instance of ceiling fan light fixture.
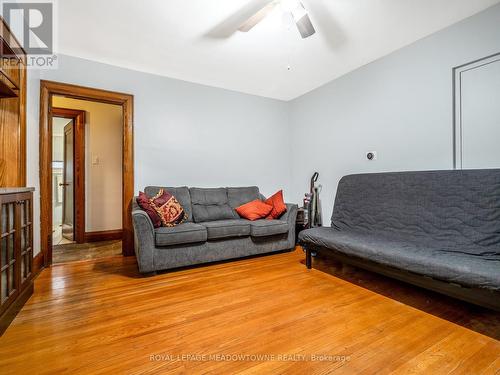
[290,2,316,38]
[295,12,315,38]
[238,0,315,38]
[290,3,307,22]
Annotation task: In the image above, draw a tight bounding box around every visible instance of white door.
[456,55,500,169]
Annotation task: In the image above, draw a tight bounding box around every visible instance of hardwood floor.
[52,240,122,263]
[0,247,498,374]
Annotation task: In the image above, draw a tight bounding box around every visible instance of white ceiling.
[57,0,500,101]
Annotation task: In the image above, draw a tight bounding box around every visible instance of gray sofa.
[299,169,500,311]
[132,186,297,273]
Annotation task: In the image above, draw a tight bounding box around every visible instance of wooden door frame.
[52,107,86,244]
[40,80,134,265]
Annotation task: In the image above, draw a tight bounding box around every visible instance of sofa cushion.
[250,220,289,237]
[145,186,193,222]
[299,227,500,291]
[201,219,251,240]
[265,190,287,220]
[155,223,207,246]
[236,200,273,221]
[227,186,260,209]
[189,187,234,222]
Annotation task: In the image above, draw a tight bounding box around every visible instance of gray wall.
[26,56,291,255]
[26,4,500,255]
[289,4,500,223]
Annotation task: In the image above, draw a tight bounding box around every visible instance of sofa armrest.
[132,200,156,273]
[281,203,298,248]
[280,203,297,222]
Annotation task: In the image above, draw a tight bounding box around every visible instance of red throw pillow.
[136,192,162,228]
[235,199,273,221]
[265,190,287,219]
[150,189,187,227]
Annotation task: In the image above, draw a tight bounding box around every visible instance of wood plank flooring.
[0,247,498,374]
[53,240,122,263]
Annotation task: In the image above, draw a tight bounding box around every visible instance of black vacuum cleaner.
[302,172,322,258]
[304,172,322,229]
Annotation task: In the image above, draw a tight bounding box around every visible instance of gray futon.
[299,169,500,310]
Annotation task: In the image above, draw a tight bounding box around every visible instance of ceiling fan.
[238,0,316,39]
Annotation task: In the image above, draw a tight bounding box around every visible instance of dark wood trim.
[0,280,33,335]
[61,124,71,242]
[84,229,123,243]
[32,252,44,278]
[19,57,26,186]
[52,107,86,243]
[40,80,134,266]
[39,82,51,264]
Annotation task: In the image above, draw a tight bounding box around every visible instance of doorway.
[51,107,85,247]
[50,98,124,263]
[40,81,134,267]
[453,52,500,169]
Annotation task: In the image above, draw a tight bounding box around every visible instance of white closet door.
[458,57,500,169]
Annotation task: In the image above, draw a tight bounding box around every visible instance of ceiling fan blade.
[295,12,315,38]
[238,1,279,32]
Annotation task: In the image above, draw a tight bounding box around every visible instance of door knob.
[59,183,69,187]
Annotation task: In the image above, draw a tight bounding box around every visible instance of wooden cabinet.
[0,16,27,187]
[0,15,31,336]
[0,17,24,97]
[0,188,33,335]
[0,55,21,97]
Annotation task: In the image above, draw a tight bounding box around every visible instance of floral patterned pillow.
[150,189,187,227]
[136,192,162,228]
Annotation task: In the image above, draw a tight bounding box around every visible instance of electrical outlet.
[366,151,377,161]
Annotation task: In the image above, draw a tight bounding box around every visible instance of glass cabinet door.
[18,198,33,286]
[0,192,33,315]
[0,196,18,311]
